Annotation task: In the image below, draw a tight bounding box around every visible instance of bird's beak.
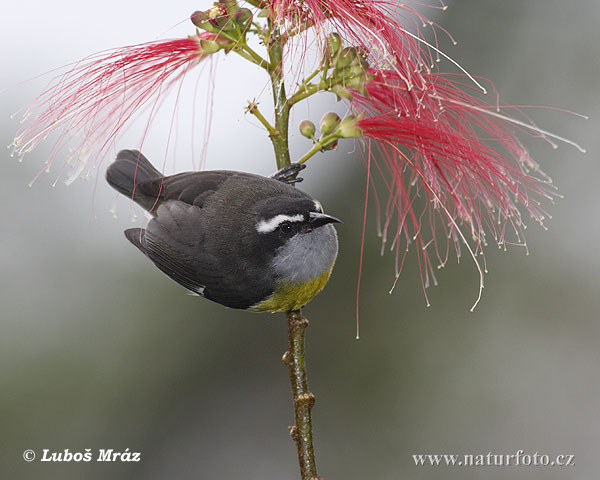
[309,212,342,228]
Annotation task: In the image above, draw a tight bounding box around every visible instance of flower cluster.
[11,34,219,184]
[352,71,555,302]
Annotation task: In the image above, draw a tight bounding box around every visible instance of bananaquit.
[105,150,341,312]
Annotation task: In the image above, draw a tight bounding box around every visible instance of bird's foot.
[270,163,306,185]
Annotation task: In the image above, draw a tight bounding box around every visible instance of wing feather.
[124,200,262,309]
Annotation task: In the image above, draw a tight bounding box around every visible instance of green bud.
[335,64,366,82]
[257,7,271,18]
[208,3,227,18]
[235,8,253,30]
[191,11,210,28]
[337,114,364,138]
[355,48,371,71]
[320,112,341,135]
[356,47,369,61]
[331,85,353,101]
[213,15,236,32]
[219,0,239,16]
[326,33,343,59]
[299,120,316,139]
[191,10,222,33]
[200,38,222,54]
[335,47,358,70]
[359,56,370,71]
[344,73,373,95]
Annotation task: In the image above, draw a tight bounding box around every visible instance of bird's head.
[252,196,341,284]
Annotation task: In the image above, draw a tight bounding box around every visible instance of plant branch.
[297,133,340,164]
[303,68,322,86]
[289,83,323,107]
[241,44,270,68]
[234,45,270,69]
[283,310,322,480]
[267,34,292,169]
[287,64,329,107]
[246,101,278,136]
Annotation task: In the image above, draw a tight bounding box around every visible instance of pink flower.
[349,68,579,306]
[271,0,464,106]
[11,35,216,184]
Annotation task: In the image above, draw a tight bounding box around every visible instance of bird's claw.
[270,163,306,185]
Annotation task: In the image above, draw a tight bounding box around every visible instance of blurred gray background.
[1,1,598,479]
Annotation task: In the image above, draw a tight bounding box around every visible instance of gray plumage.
[106,150,340,310]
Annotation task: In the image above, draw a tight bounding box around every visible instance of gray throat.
[271,224,339,284]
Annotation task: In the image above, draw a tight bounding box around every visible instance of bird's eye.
[279,222,294,235]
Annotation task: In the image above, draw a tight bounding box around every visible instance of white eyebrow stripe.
[313,200,323,213]
[256,214,305,234]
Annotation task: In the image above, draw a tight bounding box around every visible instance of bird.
[105,150,341,312]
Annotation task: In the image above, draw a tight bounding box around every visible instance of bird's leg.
[270,163,306,184]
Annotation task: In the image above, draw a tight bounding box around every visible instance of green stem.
[233,42,270,69]
[267,37,292,169]
[247,102,277,136]
[283,310,321,480]
[297,133,340,164]
[240,44,270,69]
[303,67,322,86]
[288,84,323,107]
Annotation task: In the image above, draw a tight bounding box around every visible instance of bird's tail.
[106,150,162,211]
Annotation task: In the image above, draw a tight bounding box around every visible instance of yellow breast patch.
[249,265,334,313]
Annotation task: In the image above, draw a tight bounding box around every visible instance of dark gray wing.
[125,201,212,295]
[125,200,263,309]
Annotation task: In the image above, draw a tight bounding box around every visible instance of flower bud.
[337,115,364,138]
[320,112,341,135]
[200,38,222,54]
[219,0,240,16]
[191,11,210,28]
[235,8,253,30]
[336,64,366,82]
[213,15,236,32]
[326,33,342,59]
[299,120,316,139]
[257,7,271,18]
[209,4,228,18]
[335,47,358,70]
[356,47,369,62]
[191,10,225,34]
[358,56,370,71]
[331,85,353,101]
[343,74,372,95]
